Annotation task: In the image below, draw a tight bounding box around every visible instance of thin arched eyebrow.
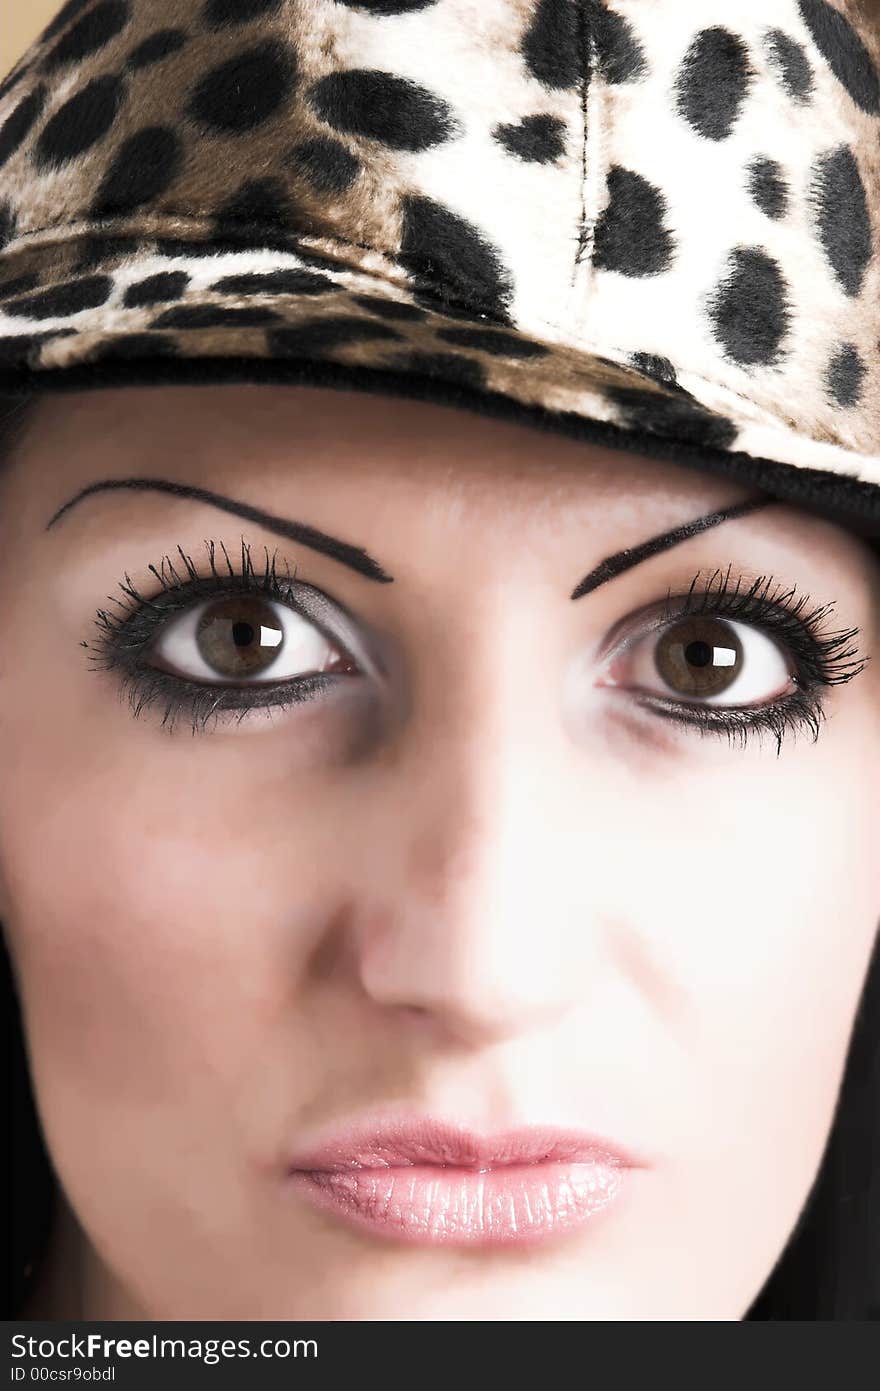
[570,496,778,600]
[44,476,395,584]
[45,477,775,597]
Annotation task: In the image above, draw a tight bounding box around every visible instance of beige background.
[2,0,60,76]
[3,0,880,82]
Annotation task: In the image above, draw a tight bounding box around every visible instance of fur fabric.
[0,0,878,526]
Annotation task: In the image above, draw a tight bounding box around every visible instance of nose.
[353,709,605,1049]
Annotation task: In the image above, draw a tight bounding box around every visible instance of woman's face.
[3,382,879,1320]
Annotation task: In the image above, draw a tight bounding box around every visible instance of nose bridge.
[355,631,600,1045]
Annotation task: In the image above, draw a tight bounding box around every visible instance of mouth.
[285,1115,648,1247]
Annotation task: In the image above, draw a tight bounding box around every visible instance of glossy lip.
[287,1113,648,1171]
[285,1114,649,1247]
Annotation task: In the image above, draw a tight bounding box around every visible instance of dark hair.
[0,385,878,1319]
[1,388,57,1322]
[0,392,41,470]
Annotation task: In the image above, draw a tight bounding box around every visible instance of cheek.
[0,733,342,1177]
[594,737,880,1311]
[624,742,879,1169]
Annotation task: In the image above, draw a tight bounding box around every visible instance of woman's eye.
[602,615,794,706]
[149,592,357,685]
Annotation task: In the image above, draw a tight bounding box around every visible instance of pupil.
[232,620,255,648]
[685,640,713,668]
[654,618,743,699]
[195,596,285,678]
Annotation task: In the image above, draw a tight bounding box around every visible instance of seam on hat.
[0,214,405,276]
[0,210,552,331]
[573,0,592,280]
[0,220,875,455]
[0,211,582,338]
[571,2,603,338]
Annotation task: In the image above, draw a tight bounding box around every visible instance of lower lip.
[288,1160,628,1246]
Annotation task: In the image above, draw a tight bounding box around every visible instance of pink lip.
[285,1115,648,1247]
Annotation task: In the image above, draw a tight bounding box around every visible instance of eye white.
[617,617,793,706]
[151,596,338,684]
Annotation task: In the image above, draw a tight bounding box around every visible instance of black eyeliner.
[602,564,869,756]
[82,542,869,749]
[81,537,375,736]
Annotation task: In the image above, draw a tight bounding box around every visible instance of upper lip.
[287,1113,650,1173]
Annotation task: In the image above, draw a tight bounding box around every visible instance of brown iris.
[196,596,285,679]
[654,617,743,698]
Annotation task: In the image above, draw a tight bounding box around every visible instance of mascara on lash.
[82,544,869,746]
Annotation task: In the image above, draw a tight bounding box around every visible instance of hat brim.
[2,229,880,544]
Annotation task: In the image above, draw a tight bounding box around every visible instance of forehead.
[2,382,880,661]
[12,381,744,522]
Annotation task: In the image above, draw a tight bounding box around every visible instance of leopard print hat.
[0,0,879,539]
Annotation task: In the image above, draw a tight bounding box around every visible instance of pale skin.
[3,382,880,1320]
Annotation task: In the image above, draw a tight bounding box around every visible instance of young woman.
[2,379,880,1320]
[2,0,880,1320]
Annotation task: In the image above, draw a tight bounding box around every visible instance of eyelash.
[82,541,870,749]
[617,564,868,755]
[82,537,350,737]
